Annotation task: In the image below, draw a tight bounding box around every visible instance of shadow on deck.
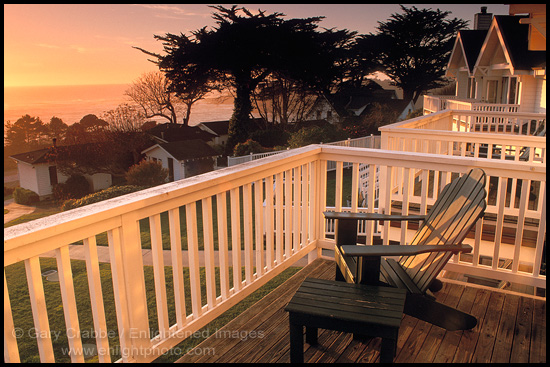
[176,258,546,363]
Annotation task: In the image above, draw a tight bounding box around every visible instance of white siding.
[89,173,112,191]
[517,75,539,113]
[534,78,546,113]
[17,163,40,194]
[32,164,69,196]
[455,71,470,99]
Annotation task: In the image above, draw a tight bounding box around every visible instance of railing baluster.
[512,179,530,273]
[107,227,133,362]
[120,213,151,362]
[25,256,55,362]
[83,236,111,362]
[301,163,309,249]
[275,172,284,264]
[202,196,217,308]
[335,161,343,211]
[493,178,508,270]
[265,176,275,270]
[168,208,186,327]
[149,214,170,335]
[55,246,84,362]
[4,271,21,363]
[216,193,230,300]
[230,188,242,290]
[401,168,411,245]
[243,184,254,284]
[254,179,265,276]
[293,166,301,253]
[284,169,293,259]
[186,202,202,317]
[319,160,328,241]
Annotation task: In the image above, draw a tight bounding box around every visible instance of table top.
[285,278,406,328]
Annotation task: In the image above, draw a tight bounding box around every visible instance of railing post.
[118,213,151,362]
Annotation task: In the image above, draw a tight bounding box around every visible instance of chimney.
[474,6,493,30]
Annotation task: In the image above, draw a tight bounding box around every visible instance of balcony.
[424,95,520,114]
[4,110,546,363]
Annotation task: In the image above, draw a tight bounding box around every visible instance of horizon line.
[4,82,133,88]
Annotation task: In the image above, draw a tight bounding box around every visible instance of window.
[486,80,498,103]
[500,76,519,104]
[508,77,518,104]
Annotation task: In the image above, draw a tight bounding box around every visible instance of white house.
[141,139,219,181]
[197,120,230,147]
[444,8,546,113]
[10,148,112,198]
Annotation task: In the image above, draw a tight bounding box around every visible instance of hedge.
[61,185,146,211]
[13,187,40,205]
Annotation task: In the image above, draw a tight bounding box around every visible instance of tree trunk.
[226,82,253,155]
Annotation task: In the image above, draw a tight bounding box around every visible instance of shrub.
[248,128,290,148]
[287,124,345,148]
[61,185,146,211]
[13,187,40,205]
[53,175,91,201]
[125,160,168,187]
[233,139,265,156]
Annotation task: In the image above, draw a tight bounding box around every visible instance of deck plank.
[491,294,520,363]
[530,299,546,363]
[510,296,534,363]
[174,258,545,364]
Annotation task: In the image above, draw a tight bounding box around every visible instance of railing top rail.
[4,145,323,250]
[381,110,546,130]
[379,128,547,144]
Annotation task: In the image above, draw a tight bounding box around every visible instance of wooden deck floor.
[176,258,546,363]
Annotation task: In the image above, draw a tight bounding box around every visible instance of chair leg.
[428,278,443,292]
[335,266,346,282]
[404,293,477,331]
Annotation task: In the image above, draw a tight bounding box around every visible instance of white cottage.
[10,147,112,198]
[141,139,219,181]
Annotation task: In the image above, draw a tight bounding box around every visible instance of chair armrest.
[340,244,472,257]
[324,211,426,222]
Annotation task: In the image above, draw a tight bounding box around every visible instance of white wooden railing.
[4,143,546,363]
[227,135,380,167]
[424,95,520,114]
[381,110,546,164]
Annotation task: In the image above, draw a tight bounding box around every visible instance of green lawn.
[5,257,301,363]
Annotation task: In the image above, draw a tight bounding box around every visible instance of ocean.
[4,84,236,127]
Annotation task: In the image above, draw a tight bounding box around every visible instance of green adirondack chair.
[324,168,487,331]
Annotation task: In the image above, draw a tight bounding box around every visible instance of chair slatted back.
[399,169,487,293]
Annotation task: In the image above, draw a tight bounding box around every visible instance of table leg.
[380,337,396,363]
[289,319,304,363]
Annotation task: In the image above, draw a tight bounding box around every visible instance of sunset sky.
[4,4,510,87]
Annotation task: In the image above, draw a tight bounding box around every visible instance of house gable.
[475,15,546,76]
[447,30,488,78]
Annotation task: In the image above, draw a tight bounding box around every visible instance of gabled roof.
[9,143,99,165]
[147,123,216,143]
[10,148,51,165]
[142,140,218,162]
[198,120,230,136]
[447,29,487,74]
[476,15,546,73]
